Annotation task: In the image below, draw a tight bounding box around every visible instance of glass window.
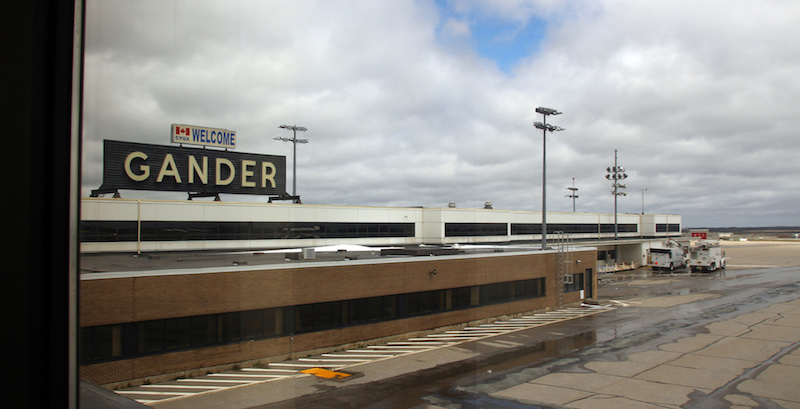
[192,315,218,347]
[265,308,284,336]
[565,273,585,293]
[366,297,383,321]
[382,296,398,319]
[350,298,367,323]
[241,310,264,340]
[220,312,241,342]
[84,325,122,361]
[165,317,192,350]
[295,305,315,332]
[315,302,334,330]
[138,320,165,354]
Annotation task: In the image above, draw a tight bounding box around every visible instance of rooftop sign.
[172,124,236,149]
[94,140,287,197]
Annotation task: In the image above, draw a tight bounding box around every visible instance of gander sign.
[96,140,287,196]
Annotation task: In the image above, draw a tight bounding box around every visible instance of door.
[584,268,594,299]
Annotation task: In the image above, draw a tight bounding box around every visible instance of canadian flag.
[174,126,190,136]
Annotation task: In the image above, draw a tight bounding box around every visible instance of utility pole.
[566,177,579,212]
[606,149,628,240]
[274,124,308,199]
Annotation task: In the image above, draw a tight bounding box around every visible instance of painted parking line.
[140,384,218,390]
[298,358,374,363]
[361,347,419,353]
[269,362,337,368]
[322,353,393,357]
[240,368,298,373]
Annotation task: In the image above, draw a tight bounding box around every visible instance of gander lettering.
[124,151,277,188]
[99,140,286,196]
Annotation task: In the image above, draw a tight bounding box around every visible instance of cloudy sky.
[81,0,800,228]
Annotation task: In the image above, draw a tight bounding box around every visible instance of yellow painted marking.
[300,368,352,379]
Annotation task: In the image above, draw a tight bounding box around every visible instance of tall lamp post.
[641,187,647,214]
[566,177,579,212]
[605,149,628,240]
[534,107,564,250]
[274,124,308,199]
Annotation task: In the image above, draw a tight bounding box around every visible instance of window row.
[511,223,640,235]
[656,223,681,233]
[445,223,508,237]
[79,278,547,364]
[81,220,653,242]
[445,222,642,237]
[80,221,416,242]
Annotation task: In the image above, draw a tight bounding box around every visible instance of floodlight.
[534,122,564,132]
[535,107,561,116]
[279,124,308,132]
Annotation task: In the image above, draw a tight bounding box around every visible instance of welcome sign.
[171,124,236,150]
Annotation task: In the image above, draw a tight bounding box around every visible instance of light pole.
[641,187,647,214]
[566,177,579,212]
[534,107,564,250]
[605,149,628,240]
[274,124,308,198]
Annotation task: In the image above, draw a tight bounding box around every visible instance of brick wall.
[80,250,596,385]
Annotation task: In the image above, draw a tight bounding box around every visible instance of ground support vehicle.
[647,240,688,272]
[688,241,726,273]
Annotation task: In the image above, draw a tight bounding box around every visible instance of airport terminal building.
[79,198,680,386]
[80,198,680,254]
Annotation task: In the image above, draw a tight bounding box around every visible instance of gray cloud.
[81,0,800,227]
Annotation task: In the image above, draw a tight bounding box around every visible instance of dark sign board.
[96,140,287,196]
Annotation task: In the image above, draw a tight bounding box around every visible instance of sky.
[81,0,800,228]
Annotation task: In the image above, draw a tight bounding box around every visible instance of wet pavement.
[145,242,800,409]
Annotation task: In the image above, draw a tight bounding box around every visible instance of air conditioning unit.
[301,248,316,259]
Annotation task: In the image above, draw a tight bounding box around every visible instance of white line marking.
[298,358,372,362]
[116,391,194,396]
[361,347,417,352]
[206,373,286,378]
[240,368,298,373]
[321,354,392,358]
[140,384,217,389]
[269,363,336,368]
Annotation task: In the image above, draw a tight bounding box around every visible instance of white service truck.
[647,240,688,272]
[688,241,726,273]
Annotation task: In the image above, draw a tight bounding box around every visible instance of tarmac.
[490,297,800,408]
